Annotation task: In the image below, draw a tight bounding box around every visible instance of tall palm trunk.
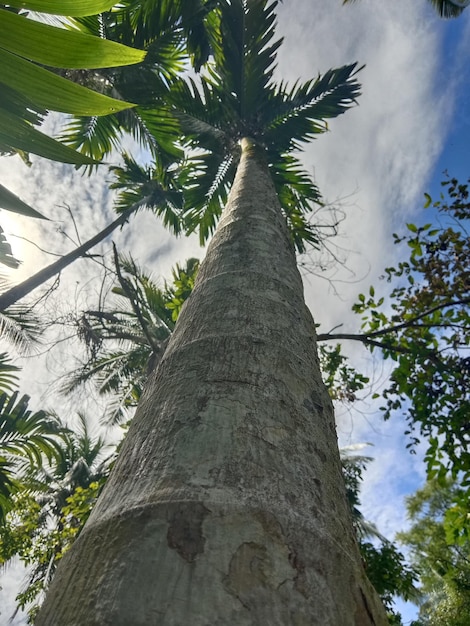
[37,139,387,625]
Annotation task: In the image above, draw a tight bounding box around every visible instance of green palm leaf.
[0,390,63,521]
[180,152,237,242]
[0,49,132,117]
[0,108,97,165]
[206,0,282,118]
[6,0,125,17]
[264,64,362,153]
[0,352,20,394]
[0,392,62,466]
[0,8,144,69]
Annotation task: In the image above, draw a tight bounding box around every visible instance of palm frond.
[0,352,20,394]
[270,155,323,252]
[207,0,282,118]
[0,392,63,467]
[170,78,230,151]
[264,64,362,153]
[59,113,122,164]
[180,151,237,243]
[109,153,184,234]
[0,307,43,353]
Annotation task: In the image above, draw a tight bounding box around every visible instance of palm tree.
[0,382,63,522]
[343,0,470,18]
[63,252,199,426]
[0,150,186,312]
[36,1,387,623]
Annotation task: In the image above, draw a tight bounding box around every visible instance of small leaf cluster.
[319,343,369,403]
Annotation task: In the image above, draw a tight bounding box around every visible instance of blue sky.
[0,1,469,623]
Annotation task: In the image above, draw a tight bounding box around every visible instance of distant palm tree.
[63,252,199,425]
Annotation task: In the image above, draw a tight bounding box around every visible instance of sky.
[1,0,470,623]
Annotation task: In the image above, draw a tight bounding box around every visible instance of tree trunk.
[0,206,137,312]
[36,139,387,625]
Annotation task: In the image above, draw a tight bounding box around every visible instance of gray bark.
[36,139,387,625]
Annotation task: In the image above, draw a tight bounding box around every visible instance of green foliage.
[349,176,469,494]
[164,257,200,321]
[0,0,146,267]
[360,541,419,614]
[0,413,111,621]
[0,1,144,165]
[109,152,184,235]
[398,480,470,625]
[59,0,214,163]
[0,382,63,522]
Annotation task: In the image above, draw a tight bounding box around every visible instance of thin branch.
[318,297,470,345]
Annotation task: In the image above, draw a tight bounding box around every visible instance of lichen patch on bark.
[224,541,270,602]
[166,502,209,562]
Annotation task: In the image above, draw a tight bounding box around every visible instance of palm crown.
[168,0,361,251]
[62,0,361,254]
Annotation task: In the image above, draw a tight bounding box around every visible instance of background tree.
[63,252,200,425]
[318,175,470,534]
[398,480,470,626]
[341,445,419,623]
